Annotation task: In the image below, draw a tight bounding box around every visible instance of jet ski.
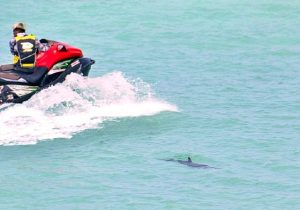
[0,39,94,105]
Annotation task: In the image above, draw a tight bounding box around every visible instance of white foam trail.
[0,72,178,145]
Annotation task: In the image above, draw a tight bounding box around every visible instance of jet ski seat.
[0,67,48,86]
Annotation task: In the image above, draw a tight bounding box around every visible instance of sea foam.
[0,72,178,145]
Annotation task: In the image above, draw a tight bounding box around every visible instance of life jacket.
[14,34,37,68]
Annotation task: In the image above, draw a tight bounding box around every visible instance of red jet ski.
[0,39,95,105]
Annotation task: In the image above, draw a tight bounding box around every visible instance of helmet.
[12,22,26,31]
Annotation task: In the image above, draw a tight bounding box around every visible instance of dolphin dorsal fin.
[188,157,192,162]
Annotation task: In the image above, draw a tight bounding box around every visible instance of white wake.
[0,72,178,145]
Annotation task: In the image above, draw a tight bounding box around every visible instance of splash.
[0,72,178,145]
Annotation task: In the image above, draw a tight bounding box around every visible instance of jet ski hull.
[0,57,94,105]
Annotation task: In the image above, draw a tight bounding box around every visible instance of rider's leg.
[0,64,15,71]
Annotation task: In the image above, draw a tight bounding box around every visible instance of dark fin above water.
[162,157,219,169]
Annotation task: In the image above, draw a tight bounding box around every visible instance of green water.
[0,0,300,209]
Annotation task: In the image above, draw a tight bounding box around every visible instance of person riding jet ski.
[0,25,95,105]
[0,22,48,72]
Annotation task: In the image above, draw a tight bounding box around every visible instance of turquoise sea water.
[1,0,300,209]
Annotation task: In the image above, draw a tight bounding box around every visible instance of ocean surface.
[1,0,300,209]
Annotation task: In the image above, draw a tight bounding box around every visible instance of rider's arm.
[9,38,16,55]
[36,38,49,52]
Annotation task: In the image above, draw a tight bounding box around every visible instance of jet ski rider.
[0,22,48,72]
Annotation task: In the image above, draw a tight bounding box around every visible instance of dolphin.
[164,157,218,169]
